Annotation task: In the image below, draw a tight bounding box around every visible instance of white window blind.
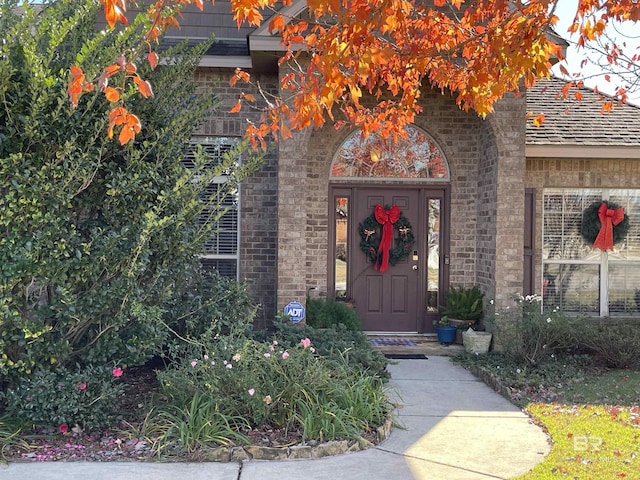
[183,137,240,280]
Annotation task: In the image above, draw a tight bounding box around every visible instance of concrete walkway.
[1,357,550,480]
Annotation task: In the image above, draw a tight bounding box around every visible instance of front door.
[330,186,448,333]
[351,188,421,331]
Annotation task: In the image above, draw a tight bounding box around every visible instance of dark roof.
[526,77,640,146]
[160,37,249,56]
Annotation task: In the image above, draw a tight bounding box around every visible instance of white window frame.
[542,188,640,316]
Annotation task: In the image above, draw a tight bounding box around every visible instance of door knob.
[412,265,418,270]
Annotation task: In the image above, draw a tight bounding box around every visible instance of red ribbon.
[592,202,625,252]
[374,204,400,272]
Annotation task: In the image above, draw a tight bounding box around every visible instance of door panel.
[352,188,421,332]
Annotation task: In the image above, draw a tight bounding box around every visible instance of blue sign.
[284,301,305,323]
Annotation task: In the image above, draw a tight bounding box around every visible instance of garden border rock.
[202,415,393,462]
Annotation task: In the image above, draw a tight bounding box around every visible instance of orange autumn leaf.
[107,107,141,145]
[104,87,120,102]
[133,75,154,98]
[533,113,545,127]
[147,51,159,70]
[269,14,286,33]
[68,66,95,107]
[102,0,128,28]
[230,100,243,113]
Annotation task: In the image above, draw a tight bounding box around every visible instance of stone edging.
[467,364,515,403]
[204,416,394,462]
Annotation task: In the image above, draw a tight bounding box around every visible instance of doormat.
[385,353,428,359]
[369,338,417,347]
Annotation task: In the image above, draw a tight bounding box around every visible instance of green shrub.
[306,298,361,331]
[3,365,125,430]
[576,322,640,369]
[439,285,484,321]
[0,0,262,377]
[162,268,258,359]
[490,294,579,366]
[156,335,390,444]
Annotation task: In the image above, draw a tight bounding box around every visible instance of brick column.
[276,126,312,311]
[489,92,527,308]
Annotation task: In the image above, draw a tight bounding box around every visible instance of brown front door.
[351,188,422,332]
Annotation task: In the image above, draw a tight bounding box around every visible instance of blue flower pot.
[436,325,457,345]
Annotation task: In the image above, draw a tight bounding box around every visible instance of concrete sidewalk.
[1,357,550,480]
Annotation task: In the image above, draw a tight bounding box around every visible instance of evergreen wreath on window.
[359,204,415,271]
[580,200,630,250]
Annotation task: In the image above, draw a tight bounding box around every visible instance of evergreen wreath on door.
[359,204,415,272]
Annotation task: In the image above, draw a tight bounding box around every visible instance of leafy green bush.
[255,319,389,379]
[576,322,640,369]
[439,285,484,321]
[306,298,361,331]
[2,365,125,430]
[156,335,390,445]
[490,294,579,366]
[162,268,258,359]
[0,0,261,377]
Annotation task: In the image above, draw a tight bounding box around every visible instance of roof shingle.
[526,77,640,147]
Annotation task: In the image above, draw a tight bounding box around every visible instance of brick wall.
[195,68,279,325]
[196,68,530,325]
[277,87,526,313]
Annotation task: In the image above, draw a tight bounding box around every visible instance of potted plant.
[433,316,457,345]
[439,285,485,344]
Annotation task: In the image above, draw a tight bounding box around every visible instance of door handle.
[412,265,418,271]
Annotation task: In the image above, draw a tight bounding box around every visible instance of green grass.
[455,353,640,479]
[515,404,640,479]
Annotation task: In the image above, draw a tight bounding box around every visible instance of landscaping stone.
[287,445,313,459]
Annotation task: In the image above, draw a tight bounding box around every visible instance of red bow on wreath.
[593,202,625,252]
[374,204,400,272]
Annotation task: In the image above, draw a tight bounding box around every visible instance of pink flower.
[226,364,233,369]
[190,360,198,367]
[300,338,311,349]
[203,354,209,360]
[77,382,87,391]
[263,353,271,358]
[248,388,255,396]
[112,367,123,377]
[58,424,69,434]
[282,351,289,360]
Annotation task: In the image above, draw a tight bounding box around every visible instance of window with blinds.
[542,188,640,316]
[183,137,240,280]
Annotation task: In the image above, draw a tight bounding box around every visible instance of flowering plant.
[157,334,389,440]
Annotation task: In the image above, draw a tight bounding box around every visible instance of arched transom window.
[330,126,450,181]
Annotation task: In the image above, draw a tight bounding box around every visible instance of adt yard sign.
[284,301,305,324]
